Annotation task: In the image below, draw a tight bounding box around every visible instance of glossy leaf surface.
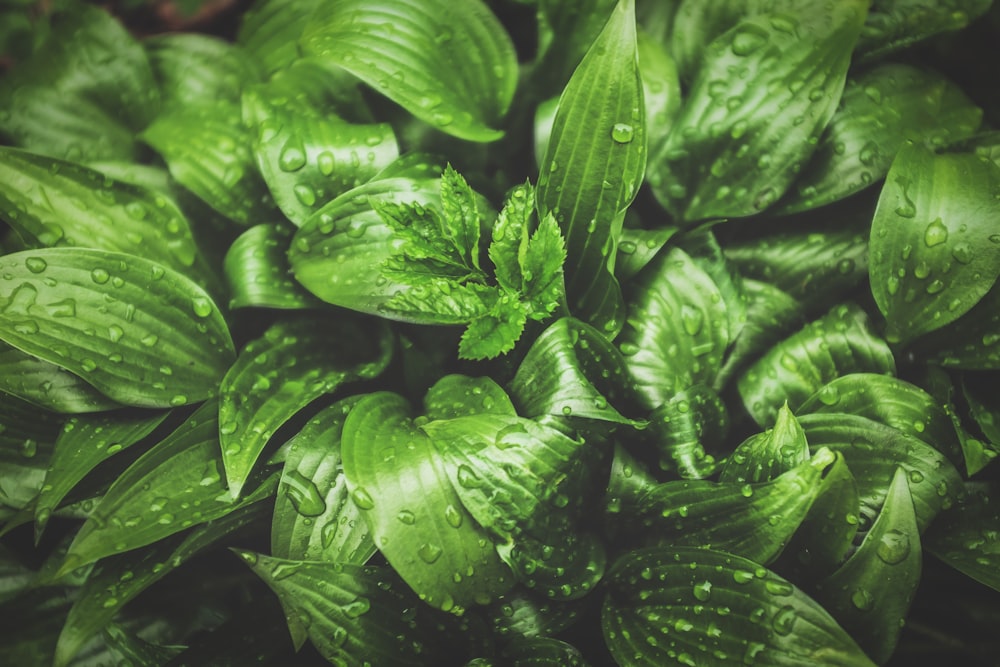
[223,224,321,310]
[0,342,121,413]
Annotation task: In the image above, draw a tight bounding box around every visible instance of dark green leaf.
[101,623,182,667]
[423,375,517,421]
[536,0,645,336]
[146,32,262,109]
[220,315,392,499]
[602,546,876,667]
[0,342,122,413]
[486,590,583,642]
[0,248,235,408]
[501,635,590,666]
[0,394,58,512]
[855,0,993,62]
[508,529,606,601]
[237,0,324,73]
[963,374,1000,448]
[925,481,1000,593]
[909,276,1000,369]
[223,224,322,310]
[301,0,518,141]
[613,225,679,282]
[646,384,728,479]
[719,402,808,484]
[869,143,1000,345]
[604,442,659,519]
[531,0,617,94]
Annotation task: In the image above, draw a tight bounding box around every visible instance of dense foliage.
[1,0,999,664]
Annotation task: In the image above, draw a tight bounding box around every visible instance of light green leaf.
[0,248,234,408]
[925,481,1000,593]
[271,397,376,564]
[856,0,994,62]
[521,213,567,312]
[869,143,1000,345]
[719,402,808,484]
[423,375,517,421]
[300,0,517,141]
[737,303,895,426]
[146,32,263,109]
[237,0,324,73]
[220,315,393,499]
[383,279,495,326]
[440,165,483,271]
[0,342,122,413]
[645,384,727,479]
[536,0,645,336]
[223,224,322,310]
[340,392,513,613]
[637,26,682,154]
[458,301,529,361]
[602,546,876,667]
[489,182,533,293]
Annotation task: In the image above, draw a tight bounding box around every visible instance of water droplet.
[924,219,948,247]
[876,528,911,564]
[107,324,124,343]
[851,587,874,611]
[284,470,326,517]
[926,279,945,294]
[397,509,416,525]
[169,395,187,407]
[317,151,335,176]
[80,358,97,372]
[344,596,371,618]
[91,268,110,284]
[731,24,769,56]
[25,257,47,273]
[680,304,704,336]
[611,123,634,144]
[772,605,797,636]
[351,487,375,509]
[693,580,712,601]
[733,569,754,584]
[191,296,213,318]
[444,504,463,528]
[278,137,307,172]
[418,542,442,563]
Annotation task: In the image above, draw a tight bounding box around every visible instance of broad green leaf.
[510,317,640,433]
[141,101,278,227]
[910,277,1000,369]
[814,467,921,664]
[645,384,727,479]
[220,314,392,499]
[604,442,658,519]
[0,342,122,413]
[237,0,324,73]
[614,225,679,281]
[501,636,591,666]
[0,395,59,512]
[0,2,159,162]
[340,392,513,613]
[301,0,517,142]
[146,32,263,109]
[423,375,517,421]
[681,231,748,341]
[774,63,982,213]
[649,3,867,222]
[719,403,808,484]
[855,0,993,62]
[532,0,617,94]
[53,502,268,667]
[637,27,682,154]
[869,143,1000,345]
[0,146,215,289]
[925,482,1000,593]
[486,590,583,642]
[963,374,1000,449]
[625,449,837,564]
[618,247,732,410]
[58,401,278,575]
[737,303,895,426]
[536,0,645,336]
[223,224,322,310]
[602,546,876,667]
[243,60,398,226]
[271,398,376,564]
[915,365,998,476]
[34,408,168,540]
[508,529,606,602]
[0,248,234,408]
[800,412,964,532]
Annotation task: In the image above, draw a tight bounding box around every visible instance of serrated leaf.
[0,342,122,413]
[459,301,528,361]
[602,546,876,667]
[925,481,1000,593]
[423,375,517,421]
[440,165,482,271]
[0,248,234,408]
[521,213,566,311]
[489,183,533,293]
[237,0,324,73]
[719,402,808,484]
[650,3,867,221]
[340,392,513,613]
[774,63,982,213]
[300,0,517,142]
[855,0,993,62]
[384,279,495,325]
[271,398,375,564]
[220,315,392,499]
[536,0,645,336]
[814,467,921,664]
[737,303,895,426]
[869,143,1000,346]
[146,32,263,110]
[223,224,322,310]
[646,384,728,479]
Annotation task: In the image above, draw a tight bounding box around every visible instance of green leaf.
[0,342,122,413]
[626,449,837,564]
[383,279,495,325]
[237,0,324,73]
[774,63,982,213]
[646,384,728,479]
[146,32,263,109]
[500,636,590,666]
[604,442,659,519]
[271,398,376,564]
[909,276,1000,369]
[614,225,679,282]
[340,392,513,613]
[489,183,533,293]
[855,0,994,62]
[0,395,59,512]
[637,27,682,154]
[57,401,277,575]
[458,301,529,361]
[536,0,645,336]
[34,408,168,540]
[300,0,517,142]
[509,530,607,602]
[521,213,567,312]
[719,402,808,484]
[423,375,517,421]
[737,303,895,426]
[814,467,921,664]
[869,143,1000,345]
[602,546,877,667]
[439,165,483,271]
[223,224,322,310]
[101,624,182,667]
[925,482,1000,593]
[531,0,617,94]
[618,247,732,410]
[649,3,867,222]
[243,60,399,226]
[485,589,583,642]
[0,248,235,408]
[220,315,393,499]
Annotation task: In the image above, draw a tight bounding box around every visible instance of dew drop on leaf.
[876,528,911,564]
[772,605,797,636]
[851,587,874,611]
[278,137,307,172]
[351,486,375,509]
[611,123,634,144]
[924,219,948,247]
[25,257,47,273]
[730,24,768,56]
[191,296,213,318]
[418,542,443,563]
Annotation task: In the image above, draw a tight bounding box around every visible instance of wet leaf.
[423,375,517,421]
[0,342,122,413]
[719,403,808,484]
[237,0,324,74]
[925,481,1000,593]
[855,0,993,62]
[146,32,263,110]
[223,223,322,310]
[645,384,728,479]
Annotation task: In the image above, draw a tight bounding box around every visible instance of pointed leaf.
[489,182,533,293]
[300,0,517,142]
[0,248,235,408]
[536,0,645,335]
[0,395,59,511]
[719,402,808,484]
[856,0,993,62]
[0,342,121,413]
[508,530,606,602]
[223,224,322,310]
[910,276,1000,369]
[637,27,682,153]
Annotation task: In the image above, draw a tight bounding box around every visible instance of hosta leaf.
[220,315,392,499]
[719,403,809,484]
[0,248,234,408]
[53,502,268,667]
[141,101,278,227]
[423,375,517,421]
[500,636,590,666]
[963,374,1000,448]
[737,303,895,426]
[604,442,658,519]
[649,3,867,222]
[910,277,1000,369]
[237,0,324,73]
[486,590,583,643]
[618,247,732,410]
[0,395,59,512]
[855,0,993,62]
[536,0,645,336]
[340,392,513,613]
[637,27,682,154]
[223,224,322,310]
[146,33,262,109]
[271,398,375,564]
[602,546,876,667]
[614,225,679,282]
[925,482,1000,593]
[645,384,728,479]
[626,449,837,564]
[243,60,398,226]
[34,408,168,540]
[0,146,214,289]
[814,467,921,664]
[774,63,982,213]
[869,143,1000,345]
[58,401,278,574]
[800,412,963,532]
[507,529,606,601]
[532,0,617,94]
[0,342,122,413]
[300,0,517,142]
